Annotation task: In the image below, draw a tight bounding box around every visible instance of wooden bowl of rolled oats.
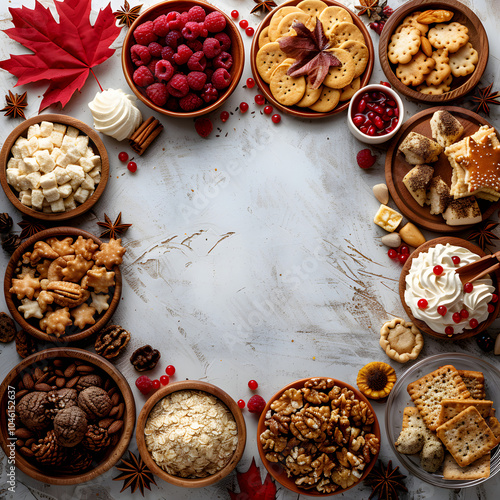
[257,377,381,496]
[136,380,246,487]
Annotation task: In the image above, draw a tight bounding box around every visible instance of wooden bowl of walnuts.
[0,347,135,485]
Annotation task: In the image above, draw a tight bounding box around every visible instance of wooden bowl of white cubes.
[0,114,109,221]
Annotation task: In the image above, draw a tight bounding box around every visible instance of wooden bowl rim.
[3,227,122,343]
[399,237,500,339]
[0,347,136,485]
[249,0,375,119]
[136,379,247,488]
[0,114,109,221]
[256,377,381,496]
[121,0,245,118]
[378,0,488,103]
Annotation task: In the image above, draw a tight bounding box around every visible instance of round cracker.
[296,81,323,107]
[330,22,365,46]
[339,77,361,101]
[309,86,340,112]
[338,40,369,78]
[268,6,303,42]
[256,42,287,84]
[277,11,315,39]
[270,62,306,106]
[297,0,328,18]
[323,48,355,89]
[319,6,353,33]
[258,26,271,48]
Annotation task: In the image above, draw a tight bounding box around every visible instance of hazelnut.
[53,406,88,447]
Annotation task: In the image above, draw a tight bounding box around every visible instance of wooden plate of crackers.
[250,0,374,118]
[385,353,500,487]
[379,0,488,103]
[385,106,500,233]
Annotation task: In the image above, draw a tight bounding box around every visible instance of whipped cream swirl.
[88,89,142,141]
[405,244,494,335]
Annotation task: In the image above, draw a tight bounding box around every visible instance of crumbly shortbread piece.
[443,197,482,226]
[399,132,443,164]
[430,110,464,148]
[403,164,434,206]
[373,204,402,232]
[426,175,451,215]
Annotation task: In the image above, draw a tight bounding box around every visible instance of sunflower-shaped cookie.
[380,318,424,363]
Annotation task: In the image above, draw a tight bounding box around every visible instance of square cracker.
[443,453,490,480]
[407,365,471,431]
[488,416,500,439]
[457,370,485,400]
[436,406,500,467]
[438,399,493,426]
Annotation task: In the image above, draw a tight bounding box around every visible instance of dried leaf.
[228,458,277,500]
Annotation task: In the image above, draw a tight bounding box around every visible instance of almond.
[76,364,94,374]
[66,375,80,388]
[15,428,33,439]
[420,36,433,57]
[111,392,120,406]
[416,9,453,24]
[107,420,123,434]
[22,373,34,390]
[117,402,125,420]
[15,389,29,399]
[34,382,52,391]
[33,367,44,381]
[64,363,76,378]
[20,447,34,458]
[98,418,114,429]
[55,377,66,388]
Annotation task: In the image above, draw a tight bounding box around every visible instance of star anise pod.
[1,90,28,119]
[18,218,46,240]
[470,83,500,116]
[97,212,132,239]
[364,460,407,500]
[356,0,383,21]
[251,0,277,15]
[113,0,143,27]
[113,450,157,496]
[468,220,500,252]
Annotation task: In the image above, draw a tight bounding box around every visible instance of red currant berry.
[388,249,398,260]
[248,380,258,390]
[417,298,428,309]
[254,94,265,105]
[118,151,128,162]
[165,365,176,376]
[400,245,410,255]
[246,77,255,89]
[240,102,249,113]
[469,318,479,328]
[272,114,281,124]
[437,305,447,316]
[127,161,137,173]
[452,256,461,265]
[452,312,462,324]
[160,375,169,385]
[152,379,160,390]
[237,399,245,409]
[264,105,273,115]
[231,10,239,18]
[445,326,454,336]
[488,303,495,313]
[460,309,469,319]
[464,282,473,293]
[492,293,498,303]
[239,19,248,29]
[398,253,409,264]
[245,27,254,36]
[380,81,391,87]
[220,110,229,122]
[433,265,443,275]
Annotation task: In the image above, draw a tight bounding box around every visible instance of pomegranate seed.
[374,116,384,129]
[492,293,498,303]
[452,256,461,265]
[380,81,391,87]
[488,303,495,313]
[388,249,398,260]
[248,380,258,390]
[386,108,394,116]
[255,94,265,105]
[231,10,239,18]
[118,151,128,162]
[357,99,367,112]
[394,107,399,117]
[445,326,454,336]
[374,105,384,115]
[152,379,160,390]
[382,114,391,122]
[264,105,273,115]
[460,309,469,319]
[237,399,245,408]
[367,111,375,120]
[246,77,255,88]
[437,305,447,316]
[127,161,137,173]
[400,245,410,255]
[353,115,365,127]
[464,282,473,293]
[433,265,443,275]
[367,125,376,136]
[364,118,372,126]
[240,102,249,113]
[272,114,281,124]
[398,253,409,264]
[418,298,428,309]
[239,19,248,29]
[469,318,479,328]
[245,26,254,36]
[452,312,462,324]
[220,110,229,122]
[360,126,368,134]
[160,375,169,385]
[165,365,176,376]
[388,100,396,107]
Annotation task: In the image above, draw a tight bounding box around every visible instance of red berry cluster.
[238,380,266,415]
[387,244,410,264]
[369,5,394,35]
[135,364,176,395]
[130,6,234,113]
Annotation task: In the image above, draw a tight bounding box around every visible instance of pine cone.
[32,430,67,466]
[0,213,13,233]
[15,329,38,358]
[2,234,22,253]
[82,424,111,452]
[59,450,93,473]
[130,344,161,371]
[95,324,131,360]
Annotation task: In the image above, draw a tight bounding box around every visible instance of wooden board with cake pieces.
[385,106,500,233]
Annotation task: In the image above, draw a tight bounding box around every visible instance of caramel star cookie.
[380,318,424,363]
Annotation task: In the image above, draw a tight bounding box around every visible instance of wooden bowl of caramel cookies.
[4,227,123,344]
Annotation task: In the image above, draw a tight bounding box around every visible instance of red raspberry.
[199,24,208,38]
[204,11,226,33]
[165,30,183,49]
[182,21,201,40]
[173,44,193,65]
[212,68,231,90]
[131,44,152,66]
[179,93,203,111]
[187,51,207,71]
[148,42,163,58]
[205,67,214,82]
[179,12,190,28]
[166,96,179,111]
[134,21,157,45]
[213,51,233,70]
[147,57,160,75]
[214,32,231,51]
[187,71,207,91]
[167,11,183,30]
[201,83,218,103]
[135,375,153,395]
[155,59,174,81]
[356,148,377,169]
[188,5,206,22]
[167,74,189,97]
[146,83,168,106]
[161,45,175,63]
[133,66,154,87]
[247,395,266,414]
[203,37,222,58]
[153,15,170,37]
[186,39,203,52]
[195,117,213,137]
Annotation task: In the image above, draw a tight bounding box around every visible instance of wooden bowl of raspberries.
[121,0,244,117]
[0,347,135,485]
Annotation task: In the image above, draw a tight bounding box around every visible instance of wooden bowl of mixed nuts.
[0,347,135,485]
[136,380,246,488]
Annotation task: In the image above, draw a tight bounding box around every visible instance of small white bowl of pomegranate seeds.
[348,84,404,144]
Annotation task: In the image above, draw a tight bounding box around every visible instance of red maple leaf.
[228,458,277,500]
[0,0,121,111]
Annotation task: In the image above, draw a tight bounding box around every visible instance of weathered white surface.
[0,0,499,498]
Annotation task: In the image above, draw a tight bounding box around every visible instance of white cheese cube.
[6,168,20,190]
[39,172,57,189]
[64,194,76,210]
[27,124,41,140]
[40,121,53,137]
[65,146,81,164]
[69,177,83,190]
[56,153,70,168]
[81,174,95,191]
[34,150,55,173]
[17,159,30,175]
[42,206,52,213]
[22,157,40,173]
[26,171,41,189]
[10,144,21,159]
[61,135,75,152]
[85,146,94,158]
[80,155,101,172]
[15,138,30,158]
[7,158,20,169]
[19,190,32,206]
[65,126,79,139]
[42,198,50,207]
[31,189,44,210]
[73,187,90,204]
[66,164,85,181]
[49,130,64,147]
[27,136,39,156]
[53,166,71,185]
[57,183,73,198]
[75,135,89,156]
[17,175,31,191]
[50,147,62,163]
[88,167,100,178]
[38,137,53,152]
[50,199,65,212]
[91,172,101,184]
[53,123,67,134]
[42,186,60,202]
